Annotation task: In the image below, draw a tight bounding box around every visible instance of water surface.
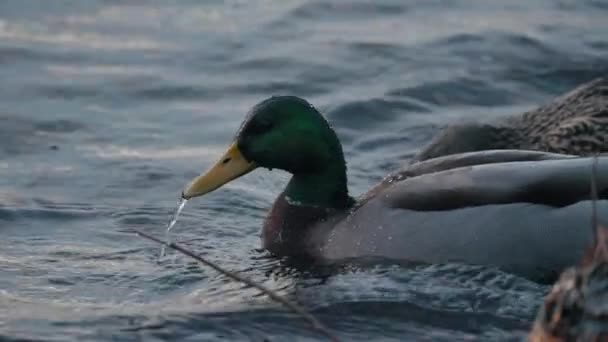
[1,0,607,341]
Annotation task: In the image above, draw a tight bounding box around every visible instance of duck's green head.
[182,96,347,201]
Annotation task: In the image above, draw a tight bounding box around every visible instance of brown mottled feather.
[415,78,608,161]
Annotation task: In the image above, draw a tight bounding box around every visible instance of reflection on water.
[1,0,607,341]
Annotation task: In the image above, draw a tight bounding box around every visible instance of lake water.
[1,0,607,341]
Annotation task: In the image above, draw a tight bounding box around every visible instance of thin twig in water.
[588,154,608,261]
[133,229,340,342]
[591,154,599,237]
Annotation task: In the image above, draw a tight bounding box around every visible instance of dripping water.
[159,198,188,259]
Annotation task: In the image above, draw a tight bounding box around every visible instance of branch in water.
[589,154,608,262]
[132,229,340,342]
[591,154,598,239]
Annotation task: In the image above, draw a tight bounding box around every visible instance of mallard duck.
[413,77,608,162]
[182,95,608,281]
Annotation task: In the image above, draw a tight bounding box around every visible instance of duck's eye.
[248,119,273,135]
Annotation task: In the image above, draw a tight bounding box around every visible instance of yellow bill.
[182,143,256,199]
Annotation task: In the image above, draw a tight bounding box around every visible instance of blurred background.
[1,1,607,341]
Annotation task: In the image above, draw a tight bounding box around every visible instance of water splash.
[159,198,188,259]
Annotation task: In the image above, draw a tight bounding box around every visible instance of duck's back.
[414,78,608,161]
[516,77,608,155]
[317,154,608,281]
[518,77,608,128]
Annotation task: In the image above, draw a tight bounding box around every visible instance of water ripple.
[1,0,607,341]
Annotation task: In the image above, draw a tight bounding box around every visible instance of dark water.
[1,1,607,341]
